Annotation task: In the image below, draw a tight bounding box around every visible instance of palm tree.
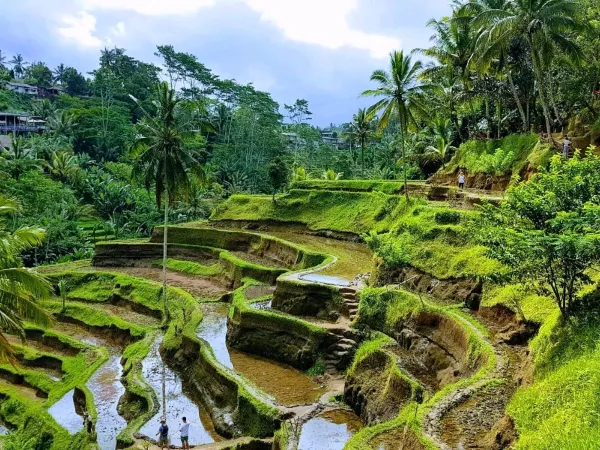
[363,51,429,201]
[425,118,457,168]
[347,109,376,173]
[53,64,67,85]
[31,99,56,121]
[9,54,27,79]
[47,110,76,137]
[0,196,52,363]
[474,0,584,136]
[0,50,6,70]
[46,151,80,182]
[0,137,43,180]
[130,82,205,419]
[322,169,343,180]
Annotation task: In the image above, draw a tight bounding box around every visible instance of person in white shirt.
[458,171,466,190]
[179,417,190,450]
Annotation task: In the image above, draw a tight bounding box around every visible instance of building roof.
[5,81,37,88]
[0,112,31,117]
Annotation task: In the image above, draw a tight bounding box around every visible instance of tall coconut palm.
[1,137,43,180]
[425,118,457,168]
[474,0,584,136]
[130,82,205,419]
[347,108,376,173]
[47,110,76,138]
[0,50,6,70]
[53,64,67,85]
[46,151,80,182]
[9,54,27,79]
[362,51,429,200]
[0,197,52,363]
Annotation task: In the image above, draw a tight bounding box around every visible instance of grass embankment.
[441,134,548,177]
[290,180,424,194]
[211,189,499,280]
[347,287,496,449]
[0,325,107,450]
[482,283,600,449]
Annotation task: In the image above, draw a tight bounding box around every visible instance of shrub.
[434,210,461,225]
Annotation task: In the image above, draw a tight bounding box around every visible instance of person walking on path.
[179,417,190,450]
[458,170,466,190]
[156,418,169,450]
[563,135,572,158]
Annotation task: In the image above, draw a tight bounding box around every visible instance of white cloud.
[111,21,126,37]
[242,0,400,59]
[57,11,103,48]
[82,0,216,16]
[69,0,399,59]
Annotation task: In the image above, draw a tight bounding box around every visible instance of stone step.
[348,309,358,314]
[339,338,357,345]
[342,292,356,298]
[333,350,349,357]
[340,287,357,294]
[324,359,341,365]
[328,342,354,351]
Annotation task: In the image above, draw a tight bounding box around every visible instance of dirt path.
[422,308,529,450]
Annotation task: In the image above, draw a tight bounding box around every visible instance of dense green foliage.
[479,152,600,317]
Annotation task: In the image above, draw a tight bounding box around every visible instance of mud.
[10,330,79,357]
[0,374,47,402]
[101,266,230,301]
[297,409,362,450]
[370,426,427,450]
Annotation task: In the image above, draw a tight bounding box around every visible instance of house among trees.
[0,112,46,138]
[1,81,64,98]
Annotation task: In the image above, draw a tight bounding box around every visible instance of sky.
[1,0,451,125]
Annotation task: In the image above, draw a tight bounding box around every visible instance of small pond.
[47,389,84,434]
[298,410,362,450]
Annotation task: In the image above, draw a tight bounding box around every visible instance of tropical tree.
[0,137,43,180]
[53,64,67,85]
[0,196,52,362]
[0,50,6,70]
[9,54,27,79]
[130,81,205,418]
[31,99,56,121]
[425,118,457,168]
[347,108,376,172]
[267,156,289,202]
[47,110,76,138]
[322,169,343,180]
[363,51,429,200]
[46,151,80,182]
[474,0,585,136]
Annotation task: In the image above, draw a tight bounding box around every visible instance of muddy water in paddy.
[52,322,127,450]
[48,389,84,434]
[297,410,362,450]
[139,337,218,446]
[197,303,326,406]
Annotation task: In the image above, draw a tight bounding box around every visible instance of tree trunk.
[508,70,528,132]
[399,124,409,202]
[361,141,365,174]
[529,40,552,137]
[485,99,491,139]
[161,184,169,419]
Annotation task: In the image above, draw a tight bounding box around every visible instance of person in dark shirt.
[157,418,169,449]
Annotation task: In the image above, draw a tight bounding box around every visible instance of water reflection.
[48,389,84,434]
[297,410,362,450]
[139,337,215,446]
[299,274,351,287]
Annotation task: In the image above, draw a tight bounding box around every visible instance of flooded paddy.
[198,303,326,407]
[47,390,84,434]
[299,273,352,287]
[297,410,362,450]
[139,337,218,446]
[52,322,127,449]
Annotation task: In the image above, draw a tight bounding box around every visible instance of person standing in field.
[563,135,572,158]
[180,417,190,450]
[157,418,169,450]
[458,170,466,190]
